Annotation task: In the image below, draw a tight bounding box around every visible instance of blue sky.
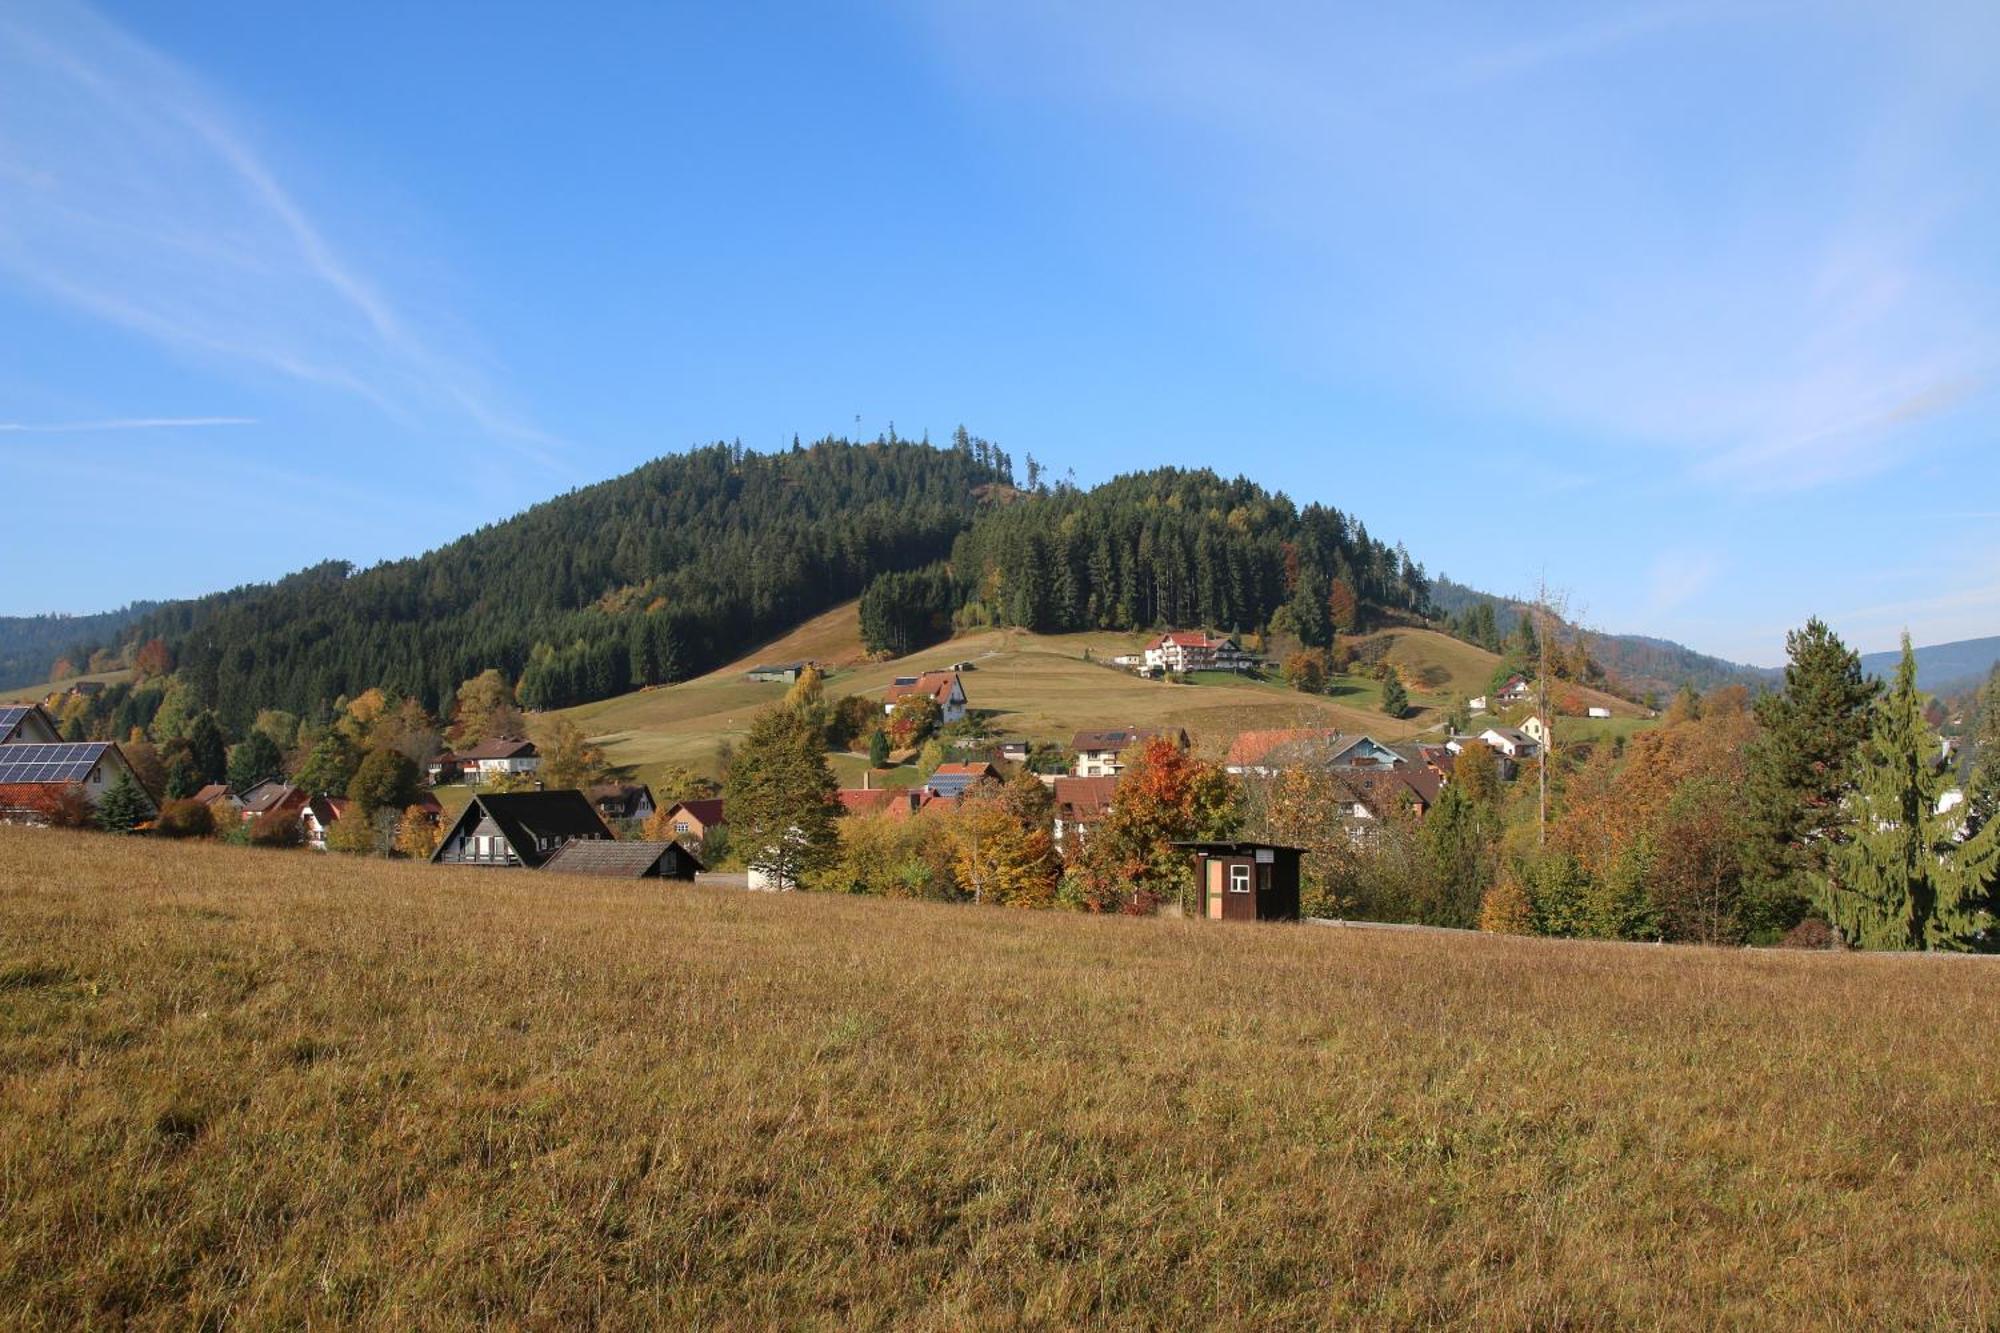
[2,1,1996,664]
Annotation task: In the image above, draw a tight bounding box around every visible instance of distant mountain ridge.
[1858,636,2000,693]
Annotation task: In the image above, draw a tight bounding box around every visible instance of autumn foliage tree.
[1069,738,1239,913]
[950,774,1061,908]
[1327,579,1360,634]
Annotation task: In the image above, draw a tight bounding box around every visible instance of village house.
[1477,725,1540,760]
[660,798,726,844]
[997,740,1030,764]
[457,737,541,784]
[237,780,309,826]
[1184,841,1304,922]
[0,739,158,825]
[540,838,703,881]
[1519,715,1552,747]
[1142,631,1256,675]
[1052,774,1119,850]
[301,795,353,851]
[837,787,926,819]
[188,783,243,821]
[588,782,656,823]
[431,791,614,869]
[0,704,61,745]
[1496,674,1535,706]
[1222,729,1409,778]
[1070,726,1188,778]
[883,671,968,724]
[426,751,466,785]
[1587,706,1613,719]
[925,761,1000,800]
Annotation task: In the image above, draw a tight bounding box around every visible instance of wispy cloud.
[0,416,255,433]
[0,2,561,463]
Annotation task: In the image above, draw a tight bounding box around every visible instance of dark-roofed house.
[746,661,813,685]
[431,791,615,869]
[427,751,466,785]
[589,782,656,822]
[0,741,156,822]
[1070,726,1189,778]
[541,838,703,880]
[238,780,308,825]
[0,704,61,745]
[457,737,540,784]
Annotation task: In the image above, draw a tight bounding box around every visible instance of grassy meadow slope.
[563,606,1650,788]
[561,604,1554,785]
[4,828,1999,1325]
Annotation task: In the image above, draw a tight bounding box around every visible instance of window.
[675,821,690,834]
[1229,864,1251,893]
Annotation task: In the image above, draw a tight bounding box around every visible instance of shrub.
[248,808,304,849]
[153,799,216,840]
[1779,918,1842,951]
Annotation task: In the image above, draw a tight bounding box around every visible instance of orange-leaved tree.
[1070,737,1240,914]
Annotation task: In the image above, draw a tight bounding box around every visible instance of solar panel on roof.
[0,742,110,784]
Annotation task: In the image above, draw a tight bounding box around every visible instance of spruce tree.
[1381,673,1409,718]
[94,771,153,833]
[1742,618,1879,895]
[1828,638,1999,950]
[227,731,283,791]
[867,729,890,769]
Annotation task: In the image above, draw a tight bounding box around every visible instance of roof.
[838,788,923,817]
[746,661,808,674]
[588,782,655,808]
[1338,770,1438,817]
[1484,726,1534,745]
[239,780,304,813]
[930,762,998,779]
[1224,727,1344,769]
[541,839,704,877]
[884,671,963,707]
[0,741,113,786]
[665,797,726,826]
[188,784,235,806]
[306,795,353,823]
[1147,631,1235,650]
[1052,775,1119,820]
[1070,726,1185,753]
[458,737,537,761]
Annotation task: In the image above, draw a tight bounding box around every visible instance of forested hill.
[947,469,1429,635]
[1859,636,2000,694]
[115,438,1013,729]
[0,603,159,691]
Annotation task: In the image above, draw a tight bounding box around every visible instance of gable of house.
[0,704,62,745]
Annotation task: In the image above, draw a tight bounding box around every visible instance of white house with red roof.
[1142,631,1254,674]
[883,671,968,724]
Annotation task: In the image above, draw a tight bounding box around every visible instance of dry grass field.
[5,828,1999,1327]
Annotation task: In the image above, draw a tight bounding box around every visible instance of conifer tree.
[227,731,283,791]
[1742,618,1879,894]
[1828,638,1999,950]
[94,771,153,833]
[1381,672,1409,719]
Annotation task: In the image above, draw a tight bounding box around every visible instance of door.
[1206,858,1225,919]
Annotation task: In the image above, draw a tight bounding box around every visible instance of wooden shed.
[1181,841,1304,922]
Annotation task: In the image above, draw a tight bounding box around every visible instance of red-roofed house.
[1223,727,1345,776]
[661,798,726,842]
[1052,774,1120,850]
[1142,631,1254,674]
[924,761,1000,799]
[302,795,354,851]
[837,788,925,819]
[883,671,968,723]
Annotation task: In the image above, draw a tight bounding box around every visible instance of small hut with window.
[1180,841,1303,922]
